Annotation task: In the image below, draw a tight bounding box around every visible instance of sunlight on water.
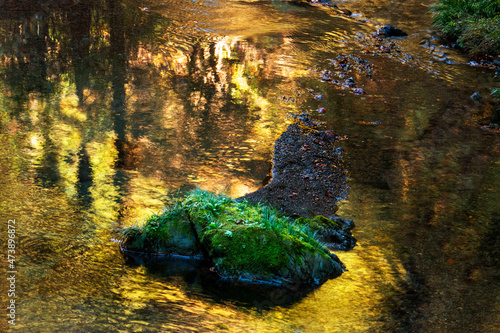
[0,0,499,332]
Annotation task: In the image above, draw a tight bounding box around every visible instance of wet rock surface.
[377,25,408,37]
[240,114,349,218]
[318,54,373,95]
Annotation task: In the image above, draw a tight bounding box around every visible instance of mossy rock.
[295,215,341,230]
[117,189,345,286]
[294,215,356,251]
[202,223,342,284]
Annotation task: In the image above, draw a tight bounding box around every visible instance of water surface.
[1,0,499,332]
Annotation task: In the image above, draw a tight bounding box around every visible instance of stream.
[1,0,500,332]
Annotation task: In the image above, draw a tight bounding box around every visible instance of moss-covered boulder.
[116,189,344,286]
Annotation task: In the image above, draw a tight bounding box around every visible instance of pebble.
[353,88,365,95]
[471,92,482,101]
[378,25,408,37]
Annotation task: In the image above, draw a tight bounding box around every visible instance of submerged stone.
[377,25,408,37]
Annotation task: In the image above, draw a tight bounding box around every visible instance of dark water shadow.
[123,250,323,310]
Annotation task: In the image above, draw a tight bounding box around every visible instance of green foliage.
[183,188,233,229]
[492,88,500,99]
[114,221,143,246]
[432,0,500,56]
[183,188,233,214]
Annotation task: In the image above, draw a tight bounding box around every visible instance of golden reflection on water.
[1,0,500,332]
[86,132,121,223]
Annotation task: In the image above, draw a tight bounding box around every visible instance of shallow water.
[1,0,499,332]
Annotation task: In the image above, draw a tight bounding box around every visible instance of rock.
[353,87,365,95]
[203,221,343,285]
[295,215,356,250]
[120,205,200,256]
[471,92,482,101]
[321,70,333,82]
[240,115,349,218]
[378,25,408,37]
[332,4,352,16]
[118,117,355,288]
[346,77,355,86]
[119,188,346,287]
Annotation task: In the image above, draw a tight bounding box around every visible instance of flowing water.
[1,0,500,332]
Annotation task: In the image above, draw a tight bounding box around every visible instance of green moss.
[203,226,289,276]
[295,215,341,232]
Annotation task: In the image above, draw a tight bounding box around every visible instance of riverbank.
[432,0,500,59]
